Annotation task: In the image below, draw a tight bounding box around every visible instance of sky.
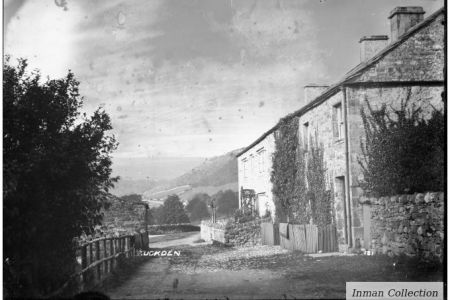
[5,0,443,163]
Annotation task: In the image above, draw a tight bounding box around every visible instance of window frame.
[333,102,344,141]
[302,121,309,150]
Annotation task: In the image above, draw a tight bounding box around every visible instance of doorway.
[335,176,348,244]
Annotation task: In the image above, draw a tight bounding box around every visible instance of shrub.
[233,208,256,224]
[3,58,117,297]
[359,90,445,196]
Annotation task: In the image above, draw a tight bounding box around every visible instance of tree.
[186,193,210,221]
[190,201,210,221]
[3,57,118,297]
[159,195,190,224]
[149,206,165,225]
[186,193,210,213]
[215,190,239,216]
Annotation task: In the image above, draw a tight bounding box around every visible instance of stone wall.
[236,7,444,251]
[101,196,148,235]
[200,220,226,243]
[346,85,444,247]
[352,12,444,83]
[297,91,347,244]
[364,192,444,260]
[225,219,262,247]
[201,218,264,247]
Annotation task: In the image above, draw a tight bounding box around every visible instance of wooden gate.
[260,222,280,246]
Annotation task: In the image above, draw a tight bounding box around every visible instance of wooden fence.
[45,232,148,297]
[263,223,337,253]
[317,224,338,252]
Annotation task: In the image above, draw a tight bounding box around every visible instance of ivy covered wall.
[270,116,334,227]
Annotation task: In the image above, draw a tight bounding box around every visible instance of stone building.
[237,6,444,250]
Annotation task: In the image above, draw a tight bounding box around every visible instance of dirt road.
[148,231,205,248]
[99,232,443,299]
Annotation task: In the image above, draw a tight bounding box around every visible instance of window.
[242,158,248,179]
[303,122,309,150]
[333,103,344,140]
[257,148,266,173]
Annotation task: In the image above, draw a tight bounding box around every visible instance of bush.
[233,208,256,224]
[225,219,262,247]
[359,90,445,196]
[3,58,117,297]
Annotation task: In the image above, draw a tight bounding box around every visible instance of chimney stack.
[303,84,329,105]
[359,35,389,61]
[389,7,425,42]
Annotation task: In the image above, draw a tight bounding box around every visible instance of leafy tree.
[159,195,190,224]
[186,193,210,221]
[359,90,445,196]
[149,206,165,225]
[3,57,118,297]
[190,201,210,221]
[215,190,239,216]
[186,193,210,213]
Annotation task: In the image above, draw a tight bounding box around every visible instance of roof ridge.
[236,7,445,158]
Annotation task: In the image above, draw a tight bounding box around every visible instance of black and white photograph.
[3,0,446,299]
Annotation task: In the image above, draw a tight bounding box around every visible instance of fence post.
[113,238,116,268]
[95,241,100,282]
[103,239,107,275]
[124,237,128,258]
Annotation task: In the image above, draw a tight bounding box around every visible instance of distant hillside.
[111,178,161,197]
[141,148,242,206]
[142,182,238,204]
[110,156,205,196]
[177,182,238,203]
[173,148,242,187]
[111,156,205,180]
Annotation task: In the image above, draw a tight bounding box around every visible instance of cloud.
[68,1,329,158]
[4,0,331,159]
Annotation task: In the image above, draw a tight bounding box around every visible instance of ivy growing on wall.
[271,117,334,226]
[271,116,305,223]
[307,136,333,227]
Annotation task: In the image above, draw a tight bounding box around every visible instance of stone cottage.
[237,6,444,250]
